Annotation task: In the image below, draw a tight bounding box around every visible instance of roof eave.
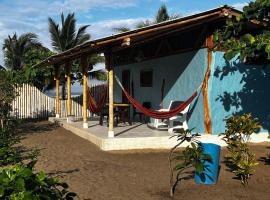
[34,6,241,68]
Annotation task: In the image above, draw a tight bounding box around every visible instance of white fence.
[11,84,101,119]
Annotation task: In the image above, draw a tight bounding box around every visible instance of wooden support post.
[54,64,60,118]
[66,61,74,123]
[202,35,214,134]
[81,56,89,128]
[106,52,114,138]
[108,68,114,137]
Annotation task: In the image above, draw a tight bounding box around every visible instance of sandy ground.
[19,121,270,200]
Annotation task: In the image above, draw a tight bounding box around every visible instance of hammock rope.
[115,76,202,119]
[87,85,108,113]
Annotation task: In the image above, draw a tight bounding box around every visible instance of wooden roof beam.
[121,37,131,47]
[34,7,243,68]
[112,16,223,53]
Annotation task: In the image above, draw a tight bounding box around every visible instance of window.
[140,70,153,87]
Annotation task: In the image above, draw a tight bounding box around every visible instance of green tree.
[49,13,104,99]
[2,32,56,91]
[49,12,90,100]
[221,114,261,185]
[2,33,41,70]
[214,2,270,63]
[113,4,180,33]
[48,13,90,52]
[23,46,54,90]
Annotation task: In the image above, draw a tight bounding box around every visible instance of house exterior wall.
[114,49,270,135]
[114,49,208,133]
[115,49,270,135]
[209,51,270,134]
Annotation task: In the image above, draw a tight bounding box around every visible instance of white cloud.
[52,0,138,13]
[231,2,249,11]
[88,18,146,39]
[0,0,140,66]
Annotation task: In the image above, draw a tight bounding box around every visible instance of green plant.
[0,128,21,166]
[0,161,77,199]
[0,121,39,167]
[113,4,181,32]
[169,129,211,197]
[0,69,77,199]
[2,33,41,70]
[0,73,39,166]
[0,71,18,129]
[48,12,105,99]
[215,1,270,64]
[221,113,261,185]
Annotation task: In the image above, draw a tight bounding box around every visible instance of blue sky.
[0,0,249,67]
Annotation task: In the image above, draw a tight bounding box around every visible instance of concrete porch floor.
[49,117,270,151]
[49,117,181,151]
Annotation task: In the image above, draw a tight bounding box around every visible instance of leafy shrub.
[0,161,77,200]
[0,71,17,129]
[169,129,211,196]
[0,112,38,166]
[222,113,261,185]
[0,70,77,199]
[0,127,21,166]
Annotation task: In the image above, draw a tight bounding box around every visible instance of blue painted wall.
[115,50,270,134]
[114,49,208,133]
[210,51,270,134]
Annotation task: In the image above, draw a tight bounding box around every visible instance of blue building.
[37,6,270,137]
[112,7,270,135]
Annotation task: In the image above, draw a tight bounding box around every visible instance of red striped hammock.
[87,85,108,113]
[115,76,200,119]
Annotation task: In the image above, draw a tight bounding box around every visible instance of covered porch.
[35,7,243,149]
[49,117,225,150]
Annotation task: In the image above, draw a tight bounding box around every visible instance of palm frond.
[73,25,90,46]
[48,17,63,52]
[49,13,90,52]
[18,33,41,54]
[62,13,76,50]
[2,32,41,70]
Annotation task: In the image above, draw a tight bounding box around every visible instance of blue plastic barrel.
[194,143,221,185]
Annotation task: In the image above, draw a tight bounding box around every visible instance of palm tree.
[2,33,41,70]
[49,13,103,99]
[113,4,181,33]
[48,13,90,52]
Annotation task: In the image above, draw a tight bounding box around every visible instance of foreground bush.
[0,70,78,199]
[0,71,17,129]
[0,161,77,199]
[0,126,21,167]
[222,113,261,185]
[169,129,211,196]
